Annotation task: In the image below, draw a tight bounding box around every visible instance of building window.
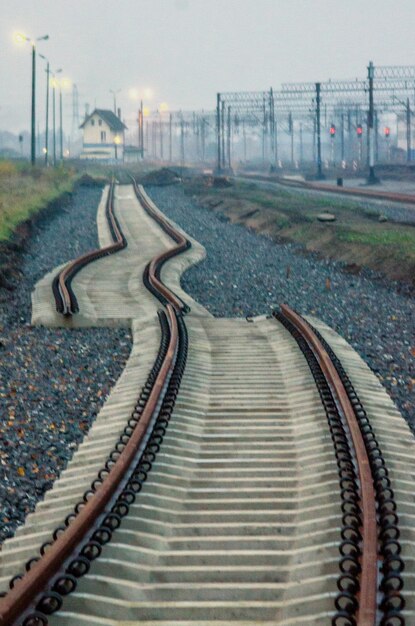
[98,119,102,126]
[91,119,95,126]
[100,131,106,142]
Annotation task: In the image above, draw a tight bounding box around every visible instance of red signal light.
[330,124,336,136]
[384,126,390,137]
[357,124,363,137]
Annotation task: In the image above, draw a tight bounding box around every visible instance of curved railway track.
[52,180,127,316]
[0,178,406,625]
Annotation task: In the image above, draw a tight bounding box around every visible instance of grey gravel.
[147,184,414,428]
[0,186,131,543]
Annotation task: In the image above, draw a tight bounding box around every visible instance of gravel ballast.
[147,184,414,427]
[0,185,131,543]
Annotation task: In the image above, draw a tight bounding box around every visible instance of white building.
[80,109,127,161]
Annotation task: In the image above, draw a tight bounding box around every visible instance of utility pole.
[145,121,149,157]
[406,97,412,161]
[44,61,50,165]
[180,118,185,167]
[243,119,247,162]
[367,61,379,183]
[227,105,231,170]
[59,86,63,161]
[139,101,144,159]
[52,79,56,165]
[299,122,303,165]
[31,43,36,164]
[262,98,266,164]
[315,82,324,179]
[169,113,172,162]
[201,116,206,162]
[221,101,225,169]
[159,114,164,160]
[216,93,221,173]
[289,113,294,165]
[340,112,345,163]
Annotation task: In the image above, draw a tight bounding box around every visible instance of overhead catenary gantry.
[130,106,216,165]
[280,62,415,180]
[215,62,415,179]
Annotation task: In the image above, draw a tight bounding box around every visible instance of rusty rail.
[130,178,190,313]
[277,304,382,626]
[52,180,126,316]
[0,180,193,626]
[0,304,179,626]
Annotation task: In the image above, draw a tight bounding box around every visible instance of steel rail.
[278,304,378,626]
[130,177,191,312]
[238,172,415,205]
[0,304,179,626]
[52,180,126,316]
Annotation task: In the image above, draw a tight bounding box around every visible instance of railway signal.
[329,124,336,137]
[384,126,390,137]
[357,124,363,137]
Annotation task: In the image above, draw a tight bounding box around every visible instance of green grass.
[337,228,415,251]
[0,160,78,242]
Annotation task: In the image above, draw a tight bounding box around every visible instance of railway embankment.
[147,183,415,426]
[185,175,415,286]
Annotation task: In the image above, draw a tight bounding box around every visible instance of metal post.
[367,61,379,183]
[59,87,63,161]
[216,93,221,172]
[180,118,185,167]
[227,105,231,170]
[289,113,294,165]
[262,98,266,164]
[299,122,303,165]
[341,112,345,163]
[221,101,225,168]
[145,121,149,157]
[406,97,411,162]
[52,80,56,166]
[137,108,141,156]
[315,82,324,179]
[140,101,144,159]
[243,119,247,162]
[31,43,36,165]
[159,114,164,160]
[201,117,206,162]
[169,113,172,162]
[44,62,49,165]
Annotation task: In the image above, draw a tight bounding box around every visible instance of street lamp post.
[51,69,62,166]
[59,85,63,161]
[15,33,49,165]
[39,54,50,165]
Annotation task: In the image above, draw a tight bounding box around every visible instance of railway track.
[52,180,127,316]
[0,179,412,625]
[237,171,415,207]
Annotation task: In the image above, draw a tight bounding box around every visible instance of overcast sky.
[2,0,415,134]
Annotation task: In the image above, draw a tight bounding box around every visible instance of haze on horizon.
[1,0,415,134]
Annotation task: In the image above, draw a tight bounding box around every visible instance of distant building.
[79,109,127,161]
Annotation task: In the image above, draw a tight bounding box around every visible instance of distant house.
[79,109,127,161]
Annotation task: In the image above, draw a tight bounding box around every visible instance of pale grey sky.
[2,0,415,133]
